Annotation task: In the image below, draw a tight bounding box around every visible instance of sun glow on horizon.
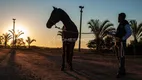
[3,24,29,39]
[15,24,29,39]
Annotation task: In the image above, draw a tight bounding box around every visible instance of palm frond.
[30,39,36,44]
[137,32,142,41]
[136,29,142,40]
[100,20,109,32]
[137,22,142,32]
[26,37,36,45]
[130,20,142,41]
[130,20,137,33]
[9,30,14,35]
[136,23,142,38]
[88,20,99,36]
[100,23,113,36]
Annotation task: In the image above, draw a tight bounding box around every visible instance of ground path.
[0,48,142,80]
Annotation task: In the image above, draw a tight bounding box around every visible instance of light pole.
[78,6,84,52]
[12,18,16,48]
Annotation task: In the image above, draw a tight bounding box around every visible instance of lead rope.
[54,24,78,34]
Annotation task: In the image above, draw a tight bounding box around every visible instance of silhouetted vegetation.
[129,20,142,43]
[128,20,142,55]
[16,38,25,48]
[87,39,96,49]
[87,19,115,51]
[26,37,36,48]
[0,36,3,45]
[87,36,115,52]
[104,36,115,50]
[9,29,24,48]
[127,38,142,55]
[2,33,12,48]
[87,19,142,55]
[57,31,63,36]
[0,29,36,49]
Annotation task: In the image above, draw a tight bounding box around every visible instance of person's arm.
[122,24,132,40]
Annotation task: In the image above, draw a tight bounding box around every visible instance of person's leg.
[120,42,126,74]
[117,41,126,78]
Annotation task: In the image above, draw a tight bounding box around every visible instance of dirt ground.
[0,48,142,80]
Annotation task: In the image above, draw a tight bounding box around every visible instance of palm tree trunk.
[96,43,99,51]
[4,41,7,48]
[96,37,100,51]
[134,37,138,43]
[133,36,137,55]
[28,44,30,48]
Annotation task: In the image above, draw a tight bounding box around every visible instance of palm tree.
[129,20,142,43]
[3,33,12,48]
[88,19,115,51]
[26,37,36,48]
[9,29,24,47]
[0,36,4,45]
[16,38,25,48]
[129,20,142,55]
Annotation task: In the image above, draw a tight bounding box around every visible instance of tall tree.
[9,30,24,47]
[129,20,142,43]
[26,37,36,48]
[0,36,4,45]
[3,33,12,48]
[88,19,115,50]
[16,38,25,48]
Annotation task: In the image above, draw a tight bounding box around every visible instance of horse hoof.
[70,68,73,71]
[116,73,120,78]
[61,68,64,71]
[116,73,125,78]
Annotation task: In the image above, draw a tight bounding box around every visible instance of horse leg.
[66,42,70,69]
[69,42,75,71]
[61,42,66,71]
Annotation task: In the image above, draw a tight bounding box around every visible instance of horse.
[46,7,78,71]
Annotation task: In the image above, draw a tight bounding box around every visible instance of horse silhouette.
[46,7,78,71]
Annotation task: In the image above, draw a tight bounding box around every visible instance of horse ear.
[53,6,57,10]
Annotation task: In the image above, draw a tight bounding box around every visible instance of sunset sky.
[0,0,142,48]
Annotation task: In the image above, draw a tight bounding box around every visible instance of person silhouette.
[115,13,132,78]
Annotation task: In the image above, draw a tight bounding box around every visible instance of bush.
[127,42,142,55]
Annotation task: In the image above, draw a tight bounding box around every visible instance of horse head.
[46,6,61,28]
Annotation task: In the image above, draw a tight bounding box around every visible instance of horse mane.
[58,8,71,20]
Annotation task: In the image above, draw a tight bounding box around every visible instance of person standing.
[115,13,132,78]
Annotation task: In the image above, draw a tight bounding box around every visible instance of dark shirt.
[115,20,132,41]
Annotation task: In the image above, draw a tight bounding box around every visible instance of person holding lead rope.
[114,13,132,78]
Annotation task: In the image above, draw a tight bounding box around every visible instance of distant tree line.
[0,29,36,48]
